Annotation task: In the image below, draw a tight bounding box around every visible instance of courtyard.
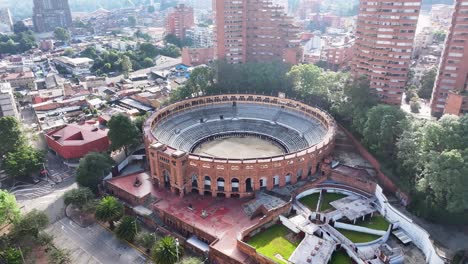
[246,225,300,263]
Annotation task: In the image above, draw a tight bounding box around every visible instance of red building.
[45,120,110,159]
[213,0,302,64]
[181,47,214,66]
[430,0,468,117]
[165,4,194,40]
[351,0,422,105]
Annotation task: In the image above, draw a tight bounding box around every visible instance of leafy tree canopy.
[2,145,44,179]
[115,216,139,241]
[107,114,139,156]
[54,27,70,42]
[64,187,95,209]
[95,196,124,229]
[0,190,21,226]
[152,236,182,264]
[0,116,25,156]
[76,152,114,193]
[11,209,48,239]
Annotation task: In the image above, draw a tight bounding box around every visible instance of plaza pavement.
[46,218,147,264]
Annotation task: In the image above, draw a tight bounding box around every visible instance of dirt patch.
[65,204,95,227]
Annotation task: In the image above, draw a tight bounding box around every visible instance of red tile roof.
[46,120,108,147]
[107,172,156,198]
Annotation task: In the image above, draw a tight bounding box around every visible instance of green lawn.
[330,250,353,264]
[298,193,320,211]
[336,228,380,243]
[354,215,390,231]
[321,193,347,211]
[247,225,299,263]
[299,192,347,212]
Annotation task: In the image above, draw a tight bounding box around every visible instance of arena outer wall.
[143,94,337,198]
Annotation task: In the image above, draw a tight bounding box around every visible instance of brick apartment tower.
[351,0,422,105]
[213,0,302,64]
[165,4,195,40]
[32,0,72,33]
[430,0,468,117]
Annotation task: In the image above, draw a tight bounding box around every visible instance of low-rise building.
[45,120,110,160]
[0,82,19,118]
[0,71,35,89]
[53,56,94,76]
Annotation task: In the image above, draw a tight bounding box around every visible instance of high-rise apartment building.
[165,4,195,40]
[0,8,13,33]
[32,0,72,33]
[430,0,468,117]
[351,0,421,105]
[213,0,302,64]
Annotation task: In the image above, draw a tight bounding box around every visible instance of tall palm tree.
[94,196,124,229]
[151,236,182,264]
[115,216,139,242]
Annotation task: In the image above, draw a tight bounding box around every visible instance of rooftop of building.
[54,56,94,66]
[45,120,108,146]
[107,172,156,199]
[0,71,34,80]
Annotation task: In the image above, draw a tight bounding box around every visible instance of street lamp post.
[175,238,179,262]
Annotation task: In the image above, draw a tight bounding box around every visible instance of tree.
[0,190,20,226]
[287,64,325,97]
[63,187,95,209]
[128,16,137,27]
[410,98,420,113]
[48,247,71,264]
[159,44,181,58]
[63,48,75,56]
[134,113,150,134]
[164,34,182,47]
[115,216,139,242]
[433,30,446,42]
[0,116,25,156]
[148,5,156,13]
[54,27,70,42]
[107,114,139,156]
[76,152,114,193]
[13,21,28,34]
[0,247,22,264]
[418,149,468,214]
[151,236,182,264]
[418,68,436,99]
[95,196,124,230]
[362,105,407,158]
[136,232,157,252]
[121,55,133,77]
[3,145,44,179]
[12,209,48,239]
[139,43,158,58]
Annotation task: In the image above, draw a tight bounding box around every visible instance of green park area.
[247,225,299,264]
[354,215,390,231]
[298,193,320,211]
[330,250,353,264]
[336,228,380,243]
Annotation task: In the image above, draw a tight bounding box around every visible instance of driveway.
[46,218,147,264]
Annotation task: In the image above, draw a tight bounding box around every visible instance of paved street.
[46,218,147,264]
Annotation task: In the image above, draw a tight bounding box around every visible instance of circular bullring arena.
[144,94,336,198]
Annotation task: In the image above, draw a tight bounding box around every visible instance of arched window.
[217,177,225,191]
[204,176,211,190]
[245,178,253,192]
[191,174,198,187]
[231,178,239,192]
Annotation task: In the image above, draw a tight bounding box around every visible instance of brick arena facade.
[143,94,336,198]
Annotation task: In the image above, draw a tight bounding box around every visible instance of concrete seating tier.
[153,103,328,154]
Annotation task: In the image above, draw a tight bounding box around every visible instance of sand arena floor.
[192,136,285,159]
